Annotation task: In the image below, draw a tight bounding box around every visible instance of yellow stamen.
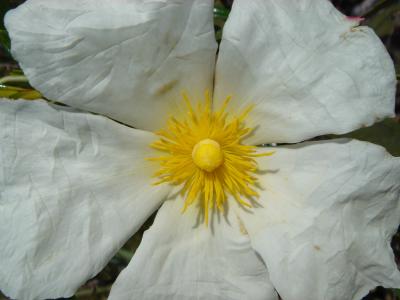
[149,92,273,224]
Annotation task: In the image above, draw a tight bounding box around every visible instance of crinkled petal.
[5,0,217,131]
[109,195,278,300]
[214,0,396,145]
[0,99,171,300]
[236,139,400,300]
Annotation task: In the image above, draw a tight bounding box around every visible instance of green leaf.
[0,2,10,30]
[0,1,12,56]
[336,118,400,156]
[394,288,400,298]
[9,69,24,76]
[115,249,134,264]
[213,5,230,20]
[213,4,230,43]
[0,29,11,55]
[364,1,400,38]
[363,0,397,18]
[0,85,42,100]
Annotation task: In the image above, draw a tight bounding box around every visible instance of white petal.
[5,0,217,131]
[214,0,396,145]
[236,140,400,300]
[109,196,278,300]
[0,99,171,300]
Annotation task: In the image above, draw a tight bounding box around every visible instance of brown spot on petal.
[236,215,248,236]
[314,245,321,251]
[155,79,178,96]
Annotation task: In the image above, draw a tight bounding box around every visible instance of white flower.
[1,0,399,300]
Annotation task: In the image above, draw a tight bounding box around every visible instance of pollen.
[149,91,273,224]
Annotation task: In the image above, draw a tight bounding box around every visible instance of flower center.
[192,139,224,172]
[148,91,273,224]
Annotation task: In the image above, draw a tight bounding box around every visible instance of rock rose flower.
[1,0,399,299]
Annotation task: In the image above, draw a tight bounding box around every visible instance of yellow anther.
[192,139,224,172]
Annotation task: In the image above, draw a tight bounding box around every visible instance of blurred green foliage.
[0,2,9,29]
[365,1,399,36]
[0,30,10,54]
[0,2,11,57]
[337,118,400,156]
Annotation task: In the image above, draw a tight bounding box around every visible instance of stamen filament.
[148,92,273,224]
